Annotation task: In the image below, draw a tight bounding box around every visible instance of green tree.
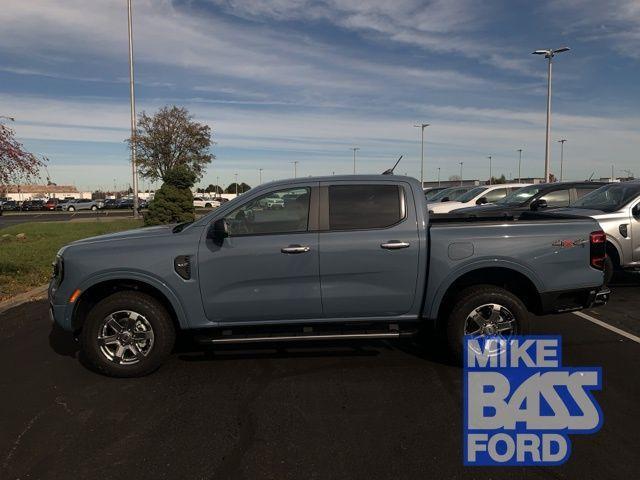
[144,165,196,226]
[225,182,251,194]
[129,105,214,183]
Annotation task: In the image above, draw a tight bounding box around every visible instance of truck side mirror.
[531,199,548,211]
[476,196,488,205]
[207,218,229,244]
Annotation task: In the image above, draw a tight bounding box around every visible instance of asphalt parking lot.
[1,274,639,479]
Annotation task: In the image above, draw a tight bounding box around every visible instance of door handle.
[380,241,410,250]
[281,244,311,254]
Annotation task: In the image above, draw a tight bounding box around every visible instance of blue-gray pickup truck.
[49,175,610,377]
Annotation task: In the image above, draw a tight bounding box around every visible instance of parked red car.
[44,198,59,210]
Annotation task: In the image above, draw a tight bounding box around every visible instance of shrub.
[144,165,196,226]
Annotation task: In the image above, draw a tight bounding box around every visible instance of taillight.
[590,230,606,270]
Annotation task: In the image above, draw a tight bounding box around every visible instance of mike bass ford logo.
[463,336,603,466]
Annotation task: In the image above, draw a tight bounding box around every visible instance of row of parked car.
[425,180,640,281]
[0,197,151,213]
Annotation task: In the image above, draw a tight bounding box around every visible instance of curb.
[0,284,48,315]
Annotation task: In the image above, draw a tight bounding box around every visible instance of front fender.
[60,269,190,331]
[426,257,543,320]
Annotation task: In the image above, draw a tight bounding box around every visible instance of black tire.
[205,203,212,208]
[445,285,530,364]
[80,291,175,377]
[603,256,614,286]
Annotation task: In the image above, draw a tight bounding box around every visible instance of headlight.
[52,255,64,284]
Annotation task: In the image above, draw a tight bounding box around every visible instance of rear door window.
[328,185,404,230]
[539,189,570,207]
[484,188,508,203]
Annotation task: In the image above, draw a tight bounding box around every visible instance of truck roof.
[256,174,422,190]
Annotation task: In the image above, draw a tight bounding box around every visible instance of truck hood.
[549,207,606,218]
[69,224,177,247]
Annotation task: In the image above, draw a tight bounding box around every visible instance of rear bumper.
[540,286,610,314]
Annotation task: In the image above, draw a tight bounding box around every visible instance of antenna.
[382,155,403,175]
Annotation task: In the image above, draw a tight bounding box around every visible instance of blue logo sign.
[463,335,603,466]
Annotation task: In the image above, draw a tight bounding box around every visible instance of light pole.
[413,123,429,187]
[234,173,238,195]
[351,147,359,174]
[517,149,523,183]
[558,139,567,181]
[216,175,220,197]
[487,155,493,185]
[292,161,299,178]
[127,0,140,219]
[437,167,441,186]
[459,162,464,186]
[259,168,263,184]
[533,46,570,183]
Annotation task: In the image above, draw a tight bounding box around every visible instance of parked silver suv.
[554,182,640,282]
[56,198,103,212]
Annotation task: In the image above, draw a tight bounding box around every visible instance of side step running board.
[204,331,406,344]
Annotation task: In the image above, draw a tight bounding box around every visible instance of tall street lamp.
[413,123,429,187]
[487,155,493,185]
[517,149,523,183]
[127,0,140,219]
[351,147,359,174]
[533,46,570,183]
[234,173,238,195]
[459,162,464,186]
[259,168,263,184]
[437,167,441,186]
[292,161,299,178]
[558,139,567,181]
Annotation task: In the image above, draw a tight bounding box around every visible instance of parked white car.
[193,197,220,208]
[428,183,532,214]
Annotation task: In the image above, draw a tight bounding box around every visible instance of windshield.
[496,185,544,205]
[424,188,446,201]
[430,186,471,202]
[572,183,640,212]
[457,186,487,203]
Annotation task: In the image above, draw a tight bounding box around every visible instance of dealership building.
[1,184,92,201]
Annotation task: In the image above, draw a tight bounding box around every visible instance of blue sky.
[1,0,639,190]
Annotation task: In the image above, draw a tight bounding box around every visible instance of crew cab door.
[198,184,322,323]
[318,181,421,318]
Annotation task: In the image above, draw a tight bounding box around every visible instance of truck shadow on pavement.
[175,332,456,367]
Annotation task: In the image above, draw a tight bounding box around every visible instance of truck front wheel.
[445,285,530,363]
[80,291,176,377]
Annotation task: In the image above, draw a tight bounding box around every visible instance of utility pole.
[611,165,614,182]
[517,149,523,183]
[437,167,441,186]
[234,173,238,195]
[413,123,429,187]
[459,162,464,186]
[558,139,567,181]
[351,147,359,174]
[259,168,263,184]
[533,47,570,183]
[127,0,139,219]
[216,175,220,196]
[488,155,493,185]
[292,161,299,178]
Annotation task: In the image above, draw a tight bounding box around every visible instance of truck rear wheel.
[80,291,175,377]
[445,285,530,363]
